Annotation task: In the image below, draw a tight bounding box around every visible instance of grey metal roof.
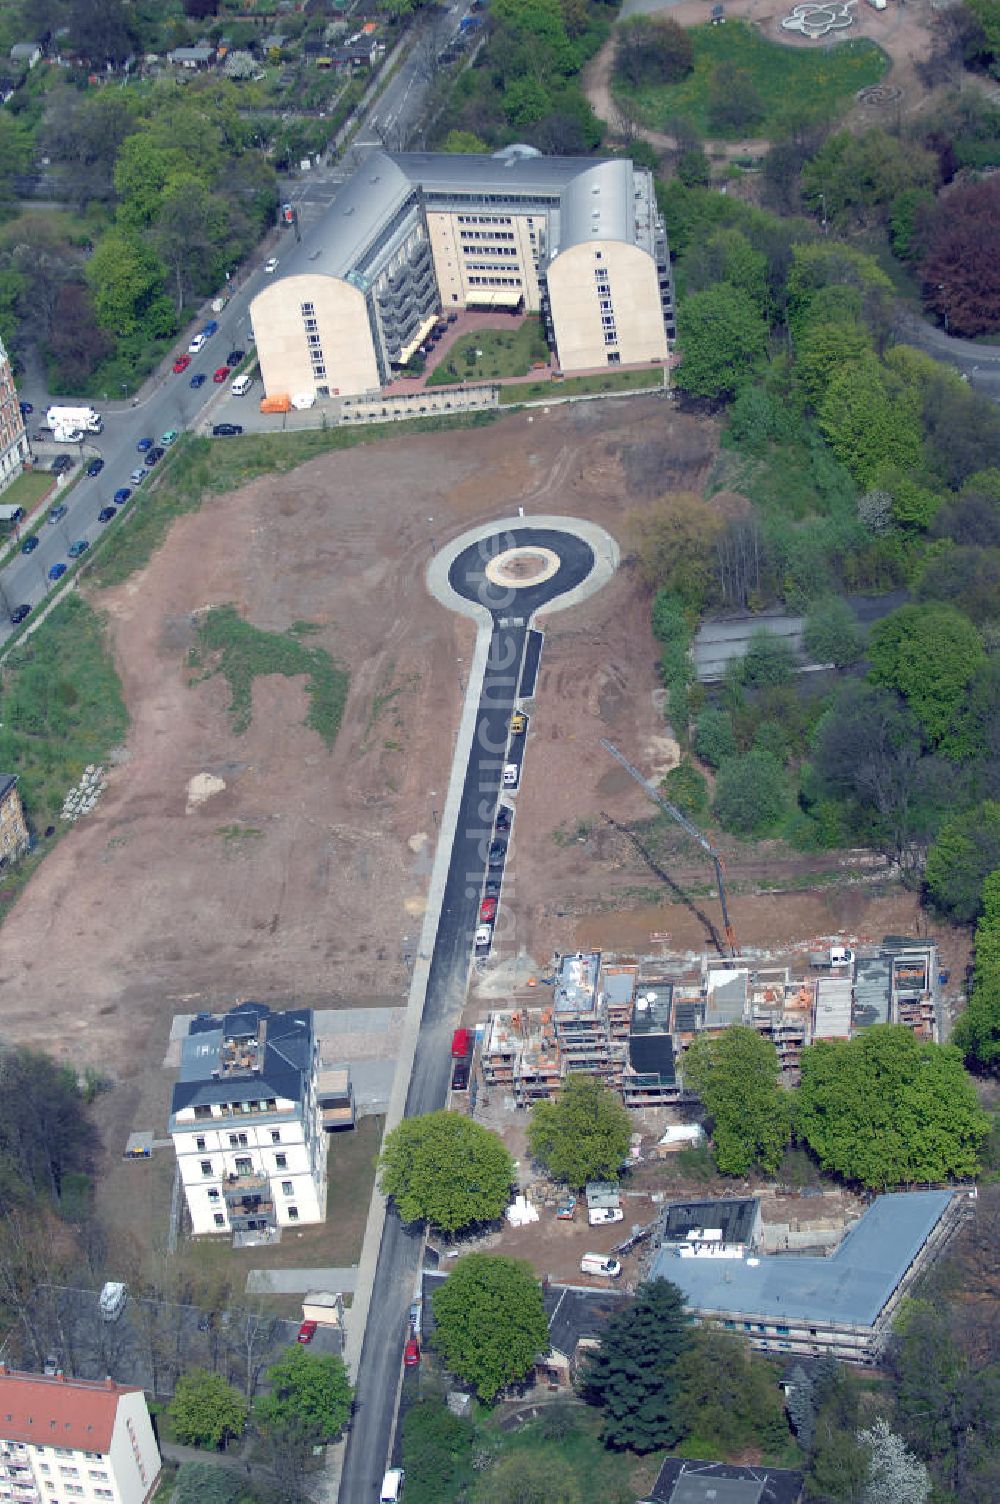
[269,152,416,284]
[854,955,891,1029]
[652,1459,804,1504]
[171,1002,313,1116]
[556,158,635,255]
[650,1190,957,1329]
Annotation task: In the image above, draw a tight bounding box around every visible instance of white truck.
[98,1281,127,1322]
[580,1253,621,1278]
[46,405,103,442]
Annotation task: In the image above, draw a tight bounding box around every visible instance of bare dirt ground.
[583,0,943,158]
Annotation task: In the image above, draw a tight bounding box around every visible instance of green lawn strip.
[192,604,348,748]
[1,469,56,513]
[0,595,127,924]
[427,316,550,386]
[499,366,662,404]
[617,23,888,140]
[88,413,498,590]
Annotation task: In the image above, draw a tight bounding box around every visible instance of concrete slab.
[247,1267,358,1295]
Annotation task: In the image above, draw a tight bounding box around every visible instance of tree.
[402,1398,474,1504]
[673,1328,789,1454]
[818,355,924,489]
[795,319,874,410]
[254,1347,352,1442]
[916,546,1000,626]
[45,283,113,390]
[378,1111,514,1233]
[952,874,1000,1071]
[796,1025,989,1187]
[580,1278,690,1451]
[801,129,937,227]
[614,16,693,88]
[675,283,768,400]
[168,1370,248,1449]
[442,130,489,153]
[682,1026,791,1175]
[739,630,796,688]
[173,1462,245,1504]
[527,1073,631,1188]
[0,116,33,209]
[921,178,1000,337]
[685,229,769,317]
[925,805,1000,923]
[858,1417,931,1504]
[473,1450,581,1504]
[713,750,788,838]
[68,0,137,65]
[85,230,170,337]
[694,708,736,770]
[708,64,764,134]
[628,493,722,608]
[804,597,864,668]
[0,1049,97,1206]
[223,50,255,80]
[868,603,984,746]
[431,1254,549,1403]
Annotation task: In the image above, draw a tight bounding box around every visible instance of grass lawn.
[190,604,348,747]
[617,22,888,140]
[1,469,56,514]
[427,316,549,385]
[499,366,662,404]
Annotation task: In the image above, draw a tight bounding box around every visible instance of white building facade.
[0,1370,161,1504]
[0,334,28,496]
[170,1002,328,1238]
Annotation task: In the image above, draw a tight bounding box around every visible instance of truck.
[46,405,102,441]
[580,1253,621,1278]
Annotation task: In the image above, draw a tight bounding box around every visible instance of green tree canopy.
[868,603,984,747]
[786,242,893,340]
[401,1398,474,1504]
[473,1449,582,1504]
[431,1254,549,1403]
[580,1278,691,1451]
[796,1025,989,1187]
[713,749,789,838]
[673,1328,790,1455]
[168,1371,248,1449]
[953,873,1000,1073]
[173,1462,246,1504]
[378,1111,514,1233]
[818,354,924,488]
[925,805,1000,924]
[254,1347,352,1443]
[682,1026,791,1175]
[675,283,768,400]
[527,1073,631,1188]
[694,708,737,770]
[804,597,864,668]
[801,128,937,226]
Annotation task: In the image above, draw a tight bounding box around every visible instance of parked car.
[502,762,519,789]
[85,457,104,477]
[128,469,146,486]
[213,423,243,436]
[488,838,506,866]
[48,504,67,524]
[451,1058,470,1091]
[495,805,511,833]
[136,437,153,452]
[203,319,218,338]
[296,1321,317,1345]
[213,366,229,384]
[227,349,245,367]
[190,372,207,389]
[50,455,72,475]
[264,257,278,273]
[403,1338,420,1368]
[9,604,30,625]
[98,507,117,523]
[479,896,497,923]
[112,489,130,506]
[18,400,32,415]
[67,539,89,558]
[144,446,164,466]
[47,562,67,582]
[20,536,38,554]
[188,333,206,354]
[173,354,191,374]
[161,430,178,447]
[484,877,500,897]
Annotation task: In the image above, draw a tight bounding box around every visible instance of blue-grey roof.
[650,1190,957,1329]
[171,1002,313,1116]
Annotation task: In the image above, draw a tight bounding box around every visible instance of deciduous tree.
[614,16,693,88]
[254,1347,352,1442]
[628,492,722,608]
[868,603,984,746]
[713,750,788,838]
[796,1025,989,1187]
[580,1278,690,1451]
[921,177,1000,337]
[675,283,768,400]
[673,1328,790,1454]
[431,1254,549,1403]
[379,1111,514,1233]
[527,1073,630,1188]
[473,1450,581,1504]
[169,1370,248,1449]
[804,597,864,668]
[925,805,1000,924]
[859,1417,931,1504]
[682,1026,791,1175]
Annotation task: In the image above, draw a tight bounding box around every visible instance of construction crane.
[601,738,739,957]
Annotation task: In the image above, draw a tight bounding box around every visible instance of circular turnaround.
[485,545,562,588]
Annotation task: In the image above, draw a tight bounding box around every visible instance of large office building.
[250,147,674,401]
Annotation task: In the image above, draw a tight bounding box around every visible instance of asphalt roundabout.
[428,514,619,622]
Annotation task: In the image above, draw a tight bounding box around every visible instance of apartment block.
[0,776,29,866]
[0,335,27,496]
[170,1001,329,1239]
[0,1369,161,1504]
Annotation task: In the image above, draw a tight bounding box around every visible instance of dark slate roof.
[0,774,18,802]
[171,1002,313,1116]
[660,1198,758,1246]
[629,1030,676,1082]
[544,1285,629,1358]
[651,1459,804,1504]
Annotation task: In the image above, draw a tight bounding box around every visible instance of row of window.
[211,1205,299,1228]
[192,1098,278,1119]
[460,230,515,242]
[462,246,519,260]
[456,214,513,226]
[467,276,523,288]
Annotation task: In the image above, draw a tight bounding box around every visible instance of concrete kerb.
[343,515,617,1378]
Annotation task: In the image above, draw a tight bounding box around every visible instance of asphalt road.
[338,528,595,1503]
[895,311,1000,402]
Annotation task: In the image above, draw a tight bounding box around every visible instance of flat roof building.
[249,147,674,401]
[649,1188,972,1362]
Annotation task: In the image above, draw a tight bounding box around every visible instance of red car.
[213,366,229,383]
[479,896,497,923]
[172,354,191,374]
[403,1338,420,1368]
[296,1321,318,1344]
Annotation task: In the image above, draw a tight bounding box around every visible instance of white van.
[588,1206,624,1226]
[580,1253,621,1278]
[502,762,519,789]
[99,1282,127,1322]
[231,373,254,397]
[380,1469,404,1503]
[474,923,492,956]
